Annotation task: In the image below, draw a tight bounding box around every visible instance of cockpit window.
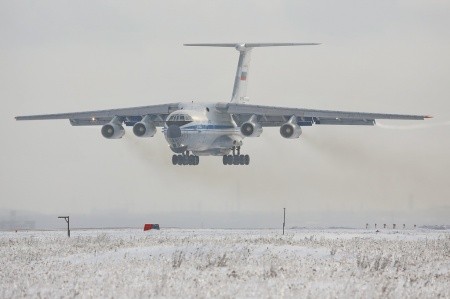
[166,114,193,126]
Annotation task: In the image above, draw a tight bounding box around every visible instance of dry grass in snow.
[1,229,449,298]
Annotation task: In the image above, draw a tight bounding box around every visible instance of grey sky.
[1,0,449,228]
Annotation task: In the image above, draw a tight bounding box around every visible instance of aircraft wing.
[217,103,431,126]
[15,103,180,126]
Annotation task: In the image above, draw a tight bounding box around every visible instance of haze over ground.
[1,1,449,229]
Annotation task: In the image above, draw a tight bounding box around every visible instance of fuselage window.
[166,114,193,127]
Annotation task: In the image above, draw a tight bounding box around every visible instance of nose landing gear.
[222,146,250,166]
[172,152,199,166]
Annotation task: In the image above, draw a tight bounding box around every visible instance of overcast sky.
[1,0,449,229]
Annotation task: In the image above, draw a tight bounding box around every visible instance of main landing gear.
[222,146,250,166]
[172,152,199,166]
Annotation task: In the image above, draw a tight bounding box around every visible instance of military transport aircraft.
[16,43,431,166]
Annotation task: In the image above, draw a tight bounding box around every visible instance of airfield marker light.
[282,208,286,235]
[58,216,70,237]
[384,224,387,229]
[393,224,396,229]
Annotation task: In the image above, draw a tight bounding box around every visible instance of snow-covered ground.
[1,228,449,298]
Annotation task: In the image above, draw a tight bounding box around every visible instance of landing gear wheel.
[177,155,183,165]
[195,156,199,165]
[222,152,252,166]
[172,155,178,165]
[189,155,195,165]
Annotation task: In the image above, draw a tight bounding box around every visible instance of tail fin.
[184,43,320,103]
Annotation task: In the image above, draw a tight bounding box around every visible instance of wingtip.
[424,115,433,119]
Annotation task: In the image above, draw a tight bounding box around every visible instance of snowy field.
[1,228,449,298]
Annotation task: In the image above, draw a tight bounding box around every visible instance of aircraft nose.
[166,125,181,139]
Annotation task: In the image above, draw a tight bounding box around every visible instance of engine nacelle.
[101,122,125,139]
[133,116,156,137]
[280,116,302,139]
[240,115,263,137]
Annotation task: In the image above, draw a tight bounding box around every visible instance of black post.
[282,208,286,235]
[58,216,70,237]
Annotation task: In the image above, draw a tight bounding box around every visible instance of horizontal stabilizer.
[184,43,320,48]
[184,43,320,103]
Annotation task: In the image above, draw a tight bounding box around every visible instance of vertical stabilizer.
[184,43,320,103]
[231,45,252,103]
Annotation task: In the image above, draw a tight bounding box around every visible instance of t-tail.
[184,43,320,103]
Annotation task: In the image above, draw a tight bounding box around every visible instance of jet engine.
[240,115,263,137]
[280,116,302,139]
[133,116,156,137]
[101,120,125,139]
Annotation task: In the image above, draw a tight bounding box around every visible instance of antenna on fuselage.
[183,43,320,103]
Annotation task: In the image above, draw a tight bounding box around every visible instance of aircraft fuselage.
[163,102,243,156]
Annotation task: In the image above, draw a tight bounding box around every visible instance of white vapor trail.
[376,121,450,130]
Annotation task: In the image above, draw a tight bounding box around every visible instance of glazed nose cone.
[166,125,181,139]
